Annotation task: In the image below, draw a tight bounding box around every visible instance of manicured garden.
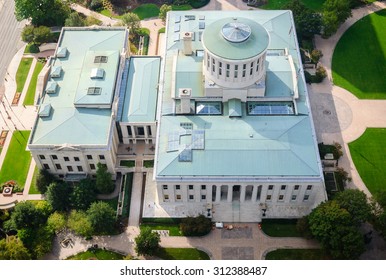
[24,61,44,106]
[0,130,31,188]
[156,248,210,260]
[265,249,327,260]
[261,0,325,11]
[67,248,125,260]
[332,9,386,99]
[261,219,302,237]
[348,128,386,195]
[133,4,159,19]
[28,167,40,194]
[16,58,33,93]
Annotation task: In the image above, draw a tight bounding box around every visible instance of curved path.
[310,1,386,196]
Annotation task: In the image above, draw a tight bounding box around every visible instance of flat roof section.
[120,56,161,123]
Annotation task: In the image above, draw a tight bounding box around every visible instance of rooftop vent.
[179,88,192,98]
[87,87,102,95]
[56,47,68,58]
[90,68,104,79]
[94,56,108,63]
[50,66,62,78]
[179,88,192,114]
[45,81,58,94]
[39,103,52,117]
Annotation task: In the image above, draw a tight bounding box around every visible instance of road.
[0,0,26,98]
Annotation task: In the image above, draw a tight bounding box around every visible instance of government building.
[28,10,327,223]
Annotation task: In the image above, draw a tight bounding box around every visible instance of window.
[268,185,274,190]
[147,126,152,136]
[281,185,286,190]
[74,157,80,162]
[164,195,169,200]
[94,56,108,63]
[43,164,49,169]
[294,185,300,190]
[39,155,45,160]
[307,185,313,190]
[304,195,309,201]
[278,195,284,201]
[188,185,194,190]
[175,185,180,190]
[55,164,61,170]
[176,195,181,200]
[99,155,105,160]
[137,127,145,136]
[90,164,96,170]
[266,195,272,201]
[87,155,93,160]
[201,185,206,190]
[196,101,222,115]
[189,195,194,200]
[201,195,206,200]
[51,155,58,160]
[163,185,168,190]
[127,126,132,136]
[67,166,73,172]
[291,195,297,201]
[64,157,69,161]
[77,166,83,172]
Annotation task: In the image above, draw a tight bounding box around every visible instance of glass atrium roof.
[221,22,251,43]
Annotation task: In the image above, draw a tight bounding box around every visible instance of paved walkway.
[310,1,386,195]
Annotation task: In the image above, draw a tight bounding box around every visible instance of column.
[207,185,213,203]
[215,185,221,202]
[227,185,233,202]
[240,185,246,203]
[252,185,258,202]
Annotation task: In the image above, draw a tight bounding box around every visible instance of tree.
[96,162,114,194]
[87,201,116,234]
[0,236,31,260]
[33,26,52,45]
[335,189,371,225]
[308,200,365,259]
[180,215,212,236]
[135,227,160,256]
[322,0,352,37]
[21,25,35,44]
[67,210,93,238]
[65,12,86,27]
[8,201,44,229]
[121,13,141,35]
[14,0,70,26]
[47,212,66,232]
[85,16,102,26]
[159,4,172,23]
[70,178,96,210]
[45,182,71,211]
[310,49,323,64]
[35,168,56,194]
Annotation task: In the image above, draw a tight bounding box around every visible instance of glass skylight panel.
[196,102,222,115]
[167,132,180,152]
[94,56,108,63]
[247,102,294,115]
[87,87,102,95]
[199,21,205,29]
[180,122,193,130]
[179,148,192,162]
[192,130,205,150]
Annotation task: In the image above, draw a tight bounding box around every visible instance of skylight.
[94,56,108,63]
[196,102,222,115]
[247,102,294,115]
[87,87,102,95]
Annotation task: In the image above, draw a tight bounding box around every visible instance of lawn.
[332,9,386,99]
[261,0,325,11]
[0,131,31,187]
[348,128,386,195]
[140,224,182,236]
[67,249,125,260]
[132,4,159,20]
[24,61,44,106]
[261,219,301,237]
[16,58,33,93]
[155,248,210,260]
[265,249,328,260]
[172,4,192,11]
[28,167,40,194]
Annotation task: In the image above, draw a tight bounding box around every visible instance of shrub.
[180,215,212,236]
[89,0,103,10]
[304,71,312,84]
[135,227,160,256]
[188,0,210,9]
[95,162,114,194]
[296,216,313,239]
[315,65,327,82]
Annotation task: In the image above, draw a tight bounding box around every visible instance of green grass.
[24,43,39,54]
[158,27,165,34]
[348,128,386,195]
[332,10,386,99]
[16,58,33,93]
[0,131,31,187]
[261,0,325,11]
[172,4,192,11]
[23,61,44,106]
[261,219,301,237]
[28,167,40,194]
[122,173,133,218]
[120,160,135,168]
[155,248,210,260]
[67,249,125,260]
[132,4,160,20]
[140,224,182,236]
[265,249,327,260]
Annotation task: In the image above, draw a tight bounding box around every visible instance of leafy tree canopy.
[121,13,141,35]
[0,236,31,260]
[96,163,114,194]
[334,189,371,225]
[45,182,71,211]
[35,168,56,194]
[65,12,86,27]
[8,201,45,229]
[87,201,116,234]
[47,212,66,232]
[70,178,96,210]
[159,4,172,23]
[67,210,93,238]
[135,227,160,256]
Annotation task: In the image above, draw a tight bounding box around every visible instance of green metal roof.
[202,17,270,60]
[30,28,127,145]
[120,56,161,123]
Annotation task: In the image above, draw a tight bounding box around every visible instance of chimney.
[182,32,193,56]
[179,88,192,114]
